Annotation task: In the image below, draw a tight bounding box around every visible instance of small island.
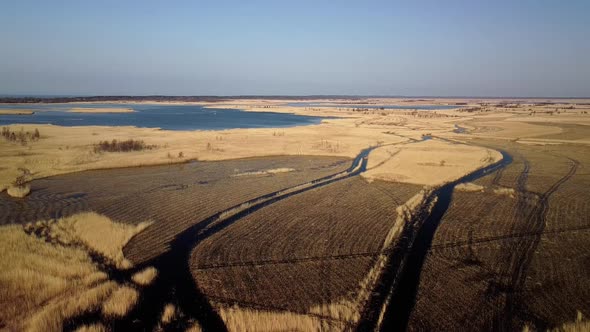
[0,109,35,115]
[68,107,135,113]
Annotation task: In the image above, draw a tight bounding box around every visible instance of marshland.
[2,1,590,331]
[1,97,589,331]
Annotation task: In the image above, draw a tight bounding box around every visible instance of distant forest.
[2,95,580,104]
[0,95,379,104]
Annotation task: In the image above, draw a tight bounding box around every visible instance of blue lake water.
[286,102,461,110]
[0,103,325,130]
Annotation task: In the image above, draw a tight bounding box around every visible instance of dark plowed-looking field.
[408,141,590,331]
[4,137,587,331]
[0,150,428,330]
[192,177,422,317]
[200,257,376,312]
[0,156,351,264]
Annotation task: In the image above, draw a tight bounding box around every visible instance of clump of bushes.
[8,167,32,198]
[13,167,31,186]
[206,142,224,152]
[1,127,40,145]
[94,139,155,153]
[166,151,184,159]
[7,185,30,198]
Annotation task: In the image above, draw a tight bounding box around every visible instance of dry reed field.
[0,212,153,331]
[191,177,421,322]
[192,177,423,328]
[0,155,350,262]
[407,140,590,331]
[0,154,363,330]
[0,140,433,331]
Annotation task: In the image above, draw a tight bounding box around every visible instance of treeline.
[0,96,230,104]
[0,95,401,104]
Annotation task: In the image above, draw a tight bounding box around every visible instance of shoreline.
[1,98,589,193]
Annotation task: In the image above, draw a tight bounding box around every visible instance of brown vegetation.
[160,303,177,324]
[407,141,590,331]
[6,184,31,198]
[0,154,425,330]
[93,139,155,153]
[0,213,151,331]
[102,286,139,317]
[217,306,341,332]
[1,126,40,144]
[0,155,351,275]
[74,323,107,332]
[120,156,351,265]
[131,267,158,286]
[6,167,32,198]
[31,212,151,269]
[192,177,422,327]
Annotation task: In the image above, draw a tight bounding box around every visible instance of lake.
[0,103,325,130]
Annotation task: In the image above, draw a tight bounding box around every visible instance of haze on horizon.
[1,0,589,97]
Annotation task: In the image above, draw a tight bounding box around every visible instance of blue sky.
[1,0,589,96]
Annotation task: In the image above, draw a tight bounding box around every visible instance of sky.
[1,0,589,97]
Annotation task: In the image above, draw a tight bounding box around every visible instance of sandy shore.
[1,98,589,192]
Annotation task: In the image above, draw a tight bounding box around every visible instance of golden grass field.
[0,212,153,331]
[1,97,589,331]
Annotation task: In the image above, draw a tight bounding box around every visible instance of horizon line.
[1,94,589,100]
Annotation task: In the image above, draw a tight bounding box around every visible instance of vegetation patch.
[493,187,516,197]
[7,167,32,198]
[93,139,155,153]
[1,126,40,145]
[160,303,177,324]
[131,267,158,286]
[35,212,151,269]
[0,212,152,331]
[102,286,139,317]
[232,167,296,177]
[7,184,31,198]
[73,323,108,332]
[218,306,338,332]
[455,182,485,192]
